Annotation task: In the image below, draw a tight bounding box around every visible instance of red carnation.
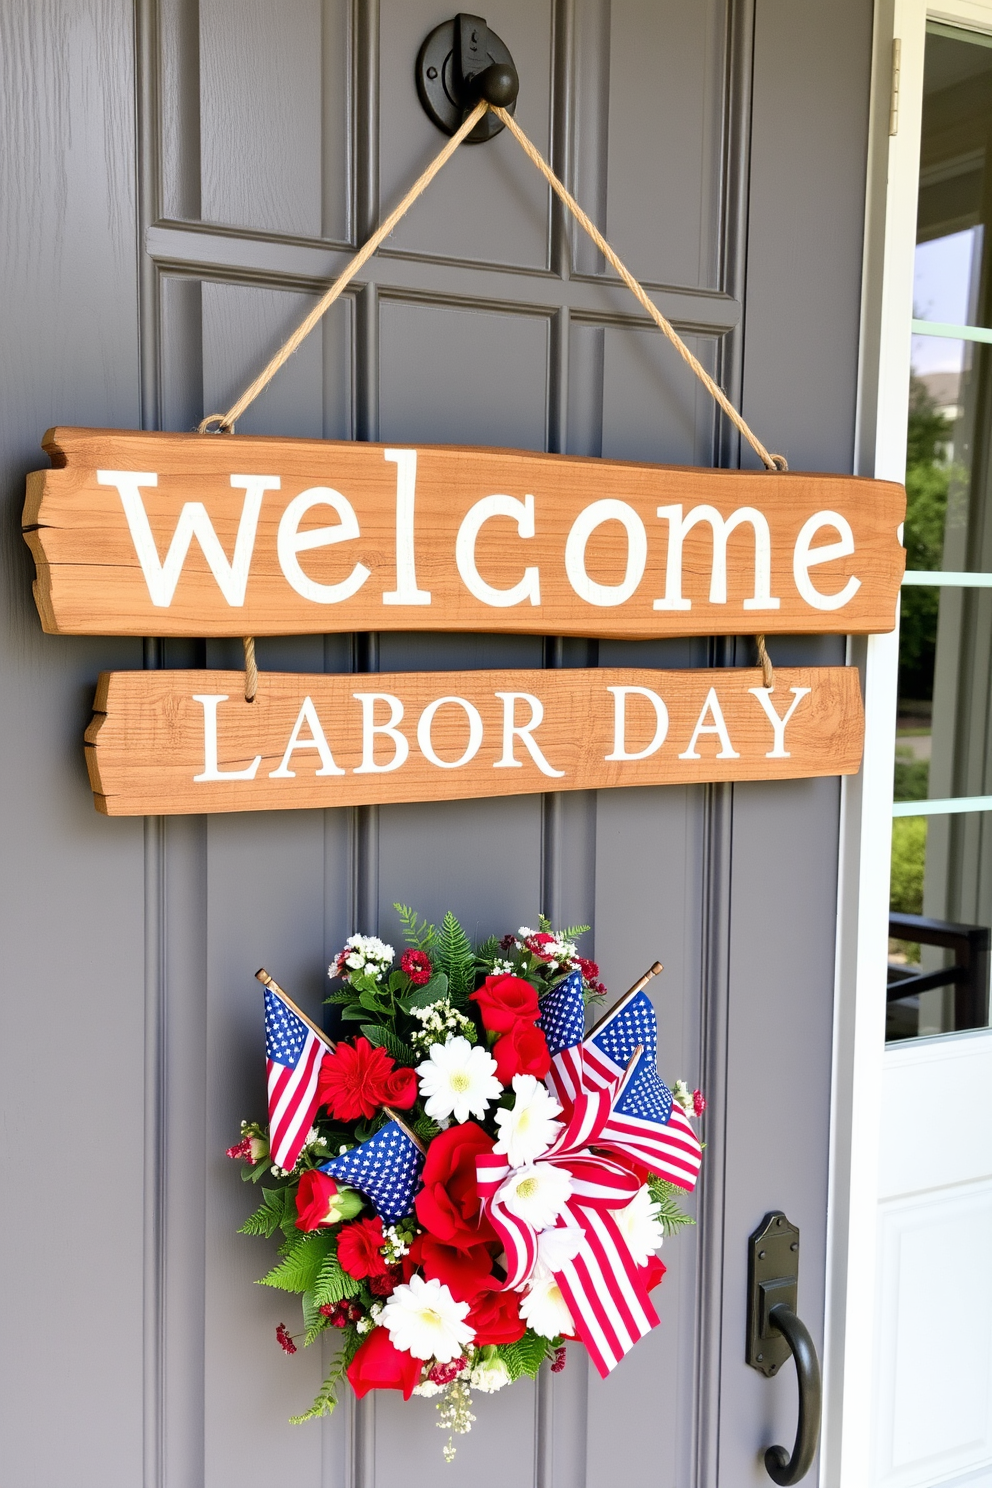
[525,932,557,962]
[576,957,599,982]
[467,1283,526,1345]
[317,1037,396,1121]
[551,1345,567,1373]
[226,1136,253,1162]
[428,1357,467,1385]
[275,1323,297,1355]
[401,949,433,985]
[470,974,540,1033]
[492,1020,551,1083]
[693,1089,707,1116]
[415,1121,496,1250]
[381,1066,419,1109]
[369,1268,400,1297]
[337,1216,389,1279]
[347,1328,421,1400]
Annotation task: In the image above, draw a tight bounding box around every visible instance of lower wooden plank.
[85,666,865,816]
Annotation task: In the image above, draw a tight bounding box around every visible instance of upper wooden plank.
[24,427,906,637]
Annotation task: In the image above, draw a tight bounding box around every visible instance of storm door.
[0,2,873,1486]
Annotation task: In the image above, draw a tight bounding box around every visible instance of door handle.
[746,1212,822,1485]
[762,1302,822,1484]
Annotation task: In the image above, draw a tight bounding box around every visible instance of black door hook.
[416,14,519,142]
[746,1212,823,1484]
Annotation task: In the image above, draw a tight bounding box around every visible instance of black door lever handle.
[746,1212,822,1484]
[763,1303,822,1485]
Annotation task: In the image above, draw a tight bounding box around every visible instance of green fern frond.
[394,904,438,952]
[258,1231,337,1293]
[647,1176,696,1235]
[437,910,475,1002]
[310,1251,362,1310]
[359,1024,418,1066]
[238,1186,290,1238]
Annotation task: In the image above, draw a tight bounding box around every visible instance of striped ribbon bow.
[476,1049,672,1378]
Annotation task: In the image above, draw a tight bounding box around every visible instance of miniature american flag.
[599,1048,702,1191]
[537,968,586,1055]
[584,988,658,1086]
[264,987,327,1173]
[320,1120,425,1224]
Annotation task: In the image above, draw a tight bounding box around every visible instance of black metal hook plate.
[746,1210,800,1377]
[416,14,518,142]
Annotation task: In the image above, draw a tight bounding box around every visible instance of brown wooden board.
[86,665,865,816]
[25,428,905,638]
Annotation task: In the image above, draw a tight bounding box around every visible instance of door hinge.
[890,37,902,136]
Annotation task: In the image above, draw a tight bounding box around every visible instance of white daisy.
[417,1036,502,1123]
[493,1074,563,1168]
[380,1275,475,1363]
[497,1161,573,1231]
[519,1264,575,1339]
[535,1223,584,1272]
[614,1184,665,1266]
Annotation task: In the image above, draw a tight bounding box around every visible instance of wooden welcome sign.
[23,427,904,817]
[25,428,904,638]
[86,665,863,816]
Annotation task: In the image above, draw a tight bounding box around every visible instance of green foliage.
[394,904,438,952]
[647,1177,696,1235]
[288,1334,361,1425]
[893,753,929,802]
[437,910,475,1003]
[258,1230,337,1293]
[496,1330,552,1381]
[410,1110,442,1145]
[360,1023,418,1066]
[239,1186,293,1239]
[401,971,448,1010]
[311,1251,362,1310]
[890,815,927,915]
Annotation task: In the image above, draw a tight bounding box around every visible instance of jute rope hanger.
[200,97,781,697]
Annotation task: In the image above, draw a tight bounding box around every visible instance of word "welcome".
[27,430,905,640]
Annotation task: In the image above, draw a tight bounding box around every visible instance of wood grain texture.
[25,427,905,637]
[85,664,865,816]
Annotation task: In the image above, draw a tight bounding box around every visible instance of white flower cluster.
[489,958,516,975]
[672,1079,695,1115]
[330,933,394,981]
[518,926,580,969]
[408,998,476,1052]
[381,1223,413,1265]
[355,1300,385,1337]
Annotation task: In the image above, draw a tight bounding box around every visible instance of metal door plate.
[416,15,517,142]
[747,1211,800,1377]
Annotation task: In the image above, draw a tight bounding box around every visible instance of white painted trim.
[911,318,992,340]
[828,3,992,1485]
[893,795,992,816]
[902,571,992,585]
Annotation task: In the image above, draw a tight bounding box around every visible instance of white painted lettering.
[416,696,484,769]
[268,696,344,777]
[277,487,371,604]
[654,504,780,611]
[605,685,669,760]
[747,686,811,758]
[493,692,565,777]
[100,470,275,608]
[792,511,861,610]
[353,693,409,773]
[382,449,431,606]
[455,494,541,607]
[192,694,262,781]
[678,688,740,759]
[565,499,647,607]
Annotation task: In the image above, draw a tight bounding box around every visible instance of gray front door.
[0,2,872,1484]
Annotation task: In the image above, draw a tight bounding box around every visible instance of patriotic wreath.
[228,908,704,1459]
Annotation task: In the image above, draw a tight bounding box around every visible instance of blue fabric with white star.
[614,1048,674,1124]
[264,987,309,1068]
[319,1120,425,1223]
[537,968,586,1055]
[588,989,659,1070]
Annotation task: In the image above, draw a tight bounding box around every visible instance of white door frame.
[825,3,992,1483]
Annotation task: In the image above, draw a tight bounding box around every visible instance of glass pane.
[888,24,992,1041]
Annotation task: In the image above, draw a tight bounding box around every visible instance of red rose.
[337,1216,389,1279]
[470,974,540,1033]
[406,1234,496,1301]
[381,1066,419,1109]
[467,1283,526,1345]
[641,1254,667,1292]
[347,1328,421,1400]
[401,949,433,985]
[415,1121,496,1250]
[317,1037,395,1121]
[295,1170,342,1232]
[492,1020,551,1083]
